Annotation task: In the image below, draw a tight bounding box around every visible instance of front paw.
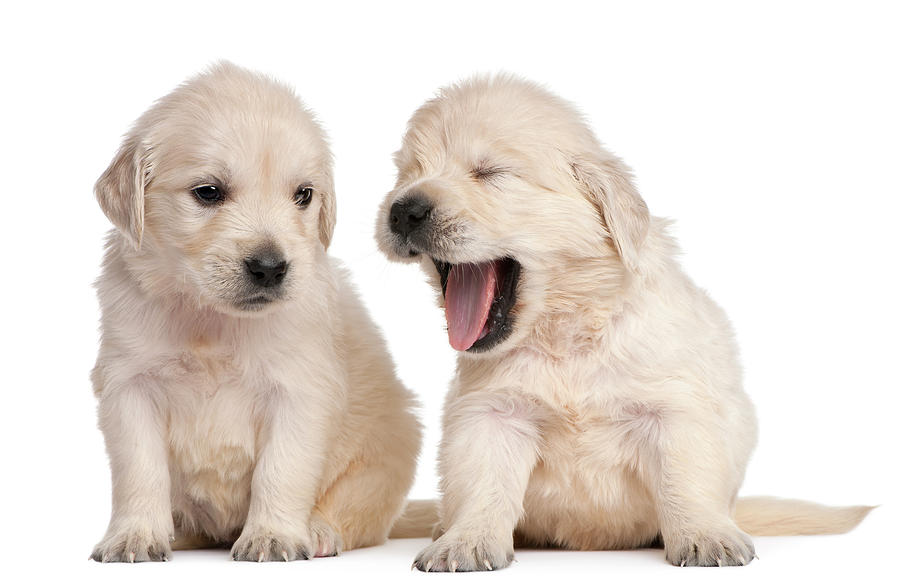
[665,524,755,567]
[90,525,172,563]
[414,531,513,572]
[231,527,312,562]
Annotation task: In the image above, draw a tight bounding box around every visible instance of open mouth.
[432,257,521,352]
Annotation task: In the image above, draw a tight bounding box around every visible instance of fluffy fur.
[377,75,871,571]
[90,63,420,562]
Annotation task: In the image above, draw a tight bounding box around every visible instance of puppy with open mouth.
[90,63,421,562]
[377,75,872,571]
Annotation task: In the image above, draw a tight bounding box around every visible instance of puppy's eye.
[471,165,507,184]
[294,186,313,207]
[191,185,223,204]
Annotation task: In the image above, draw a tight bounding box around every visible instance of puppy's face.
[96,64,335,316]
[377,76,649,354]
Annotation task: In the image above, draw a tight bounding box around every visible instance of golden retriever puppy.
[90,63,420,563]
[377,75,871,570]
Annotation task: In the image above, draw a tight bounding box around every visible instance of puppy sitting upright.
[90,63,420,562]
[377,75,871,570]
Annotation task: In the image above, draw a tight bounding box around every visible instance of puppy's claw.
[450,560,458,572]
[737,554,746,565]
[258,551,265,562]
[717,557,722,567]
[281,550,289,562]
[425,559,434,572]
[484,559,493,571]
[680,559,686,567]
[128,551,136,563]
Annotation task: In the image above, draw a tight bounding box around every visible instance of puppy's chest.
[521,365,660,490]
[156,349,266,478]
[539,401,658,471]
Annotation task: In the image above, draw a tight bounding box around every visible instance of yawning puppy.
[90,63,420,562]
[377,75,871,571]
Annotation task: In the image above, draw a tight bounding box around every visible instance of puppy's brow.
[190,174,231,192]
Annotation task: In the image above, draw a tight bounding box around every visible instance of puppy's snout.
[390,194,432,239]
[244,248,288,288]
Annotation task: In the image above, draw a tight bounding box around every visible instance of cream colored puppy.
[377,75,871,571]
[90,63,420,562]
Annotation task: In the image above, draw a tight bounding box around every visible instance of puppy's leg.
[311,416,420,555]
[651,405,755,567]
[91,380,173,562]
[414,391,541,572]
[309,460,406,556]
[231,380,342,562]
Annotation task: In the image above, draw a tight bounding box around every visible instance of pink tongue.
[445,261,498,351]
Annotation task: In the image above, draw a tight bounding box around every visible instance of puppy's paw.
[90,525,172,563]
[231,527,312,562]
[413,531,513,572]
[309,511,343,557]
[665,525,755,567]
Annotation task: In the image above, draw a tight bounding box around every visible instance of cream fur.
[376,75,871,571]
[90,63,420,562]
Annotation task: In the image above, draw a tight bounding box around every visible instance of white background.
[1,1,897,583]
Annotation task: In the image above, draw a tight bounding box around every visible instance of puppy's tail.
[389,499,439,539]
[389,497,874,539]
[735,496,875,536]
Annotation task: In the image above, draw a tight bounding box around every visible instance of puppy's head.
[376,75,649,354]
[96,62,335,316]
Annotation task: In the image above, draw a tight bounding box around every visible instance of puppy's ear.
[571,153,649,271]
[95,135,148,248]
[317,173,337,249]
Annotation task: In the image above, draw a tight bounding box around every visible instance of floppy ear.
[570,153,649,271]
[95,135,148,249]
[317,173,337,249]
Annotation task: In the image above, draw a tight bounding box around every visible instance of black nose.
[244,251,288,288]
[390,195,432,239]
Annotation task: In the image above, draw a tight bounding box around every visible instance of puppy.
[377,75,871,570]
[90,63,420,562]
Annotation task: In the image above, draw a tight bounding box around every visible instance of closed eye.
[471,164,508,184]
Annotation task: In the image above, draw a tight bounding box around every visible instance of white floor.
[56,505,892,585]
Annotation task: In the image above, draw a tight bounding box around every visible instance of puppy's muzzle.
[390,194,432,240]
[244,247,289,289]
